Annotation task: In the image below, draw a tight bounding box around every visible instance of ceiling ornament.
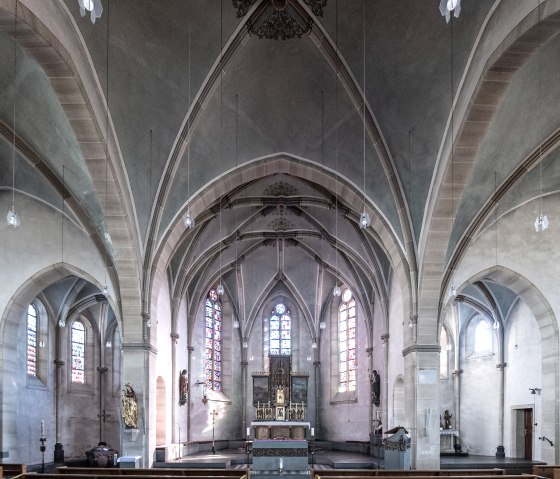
[269,217,294,231]
[78,0,103,24]
[263,181,299,196]
[233,0,326,40]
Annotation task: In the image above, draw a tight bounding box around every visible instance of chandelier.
[233,0,327,40]
[78,0,103,24]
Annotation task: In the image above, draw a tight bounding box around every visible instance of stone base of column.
[54,443,65,463]
[495,445,505,458]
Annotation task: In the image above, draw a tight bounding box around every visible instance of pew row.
[0,463,27,478]
[314,476,533,479]
[532,466,560,479]
[311,470,505,478]
[54,469,247,478]
[28,474,246,479]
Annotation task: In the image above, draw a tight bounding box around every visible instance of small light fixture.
[446,344,452,351]
[183,209,195,229]
[242,340,248,349]
[311,342,317,349]
[307,356,312,361]
[440,0,461,22]
[39,340,45,348]
[78,0,103,24]
[333,285,341,297]
[102,285,108,295]
[249,355,254,361]
[319,321,326,330]
[233,319,240,329]
[493,321,500,330]
[359,210,370,229]
[105,341,112,348]
[534,214,549,232]
[6,207,20,228]
[217,282,225,296]
[449,285,457,297]
[408,318,414,329]
[58,318,66,328]
[146,318,152,328]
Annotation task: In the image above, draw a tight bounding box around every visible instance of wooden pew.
[1,463,27,477]
[28,474,246,479]
[314,475,528,479]
[311,470,505,478]
[533,466,559,479]
[54,468,247,477]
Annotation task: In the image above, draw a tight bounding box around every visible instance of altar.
[251,421,311,440]
[251,439,308,479]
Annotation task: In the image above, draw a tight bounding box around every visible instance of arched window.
[474,320,491,353]
[27,304,38,376]
[338,289,356,392]
[71,321,86,383]
[205,289,222,391]
[269,303,291,355]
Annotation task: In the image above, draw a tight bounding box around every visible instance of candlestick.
[41,420,45,437]
[246,427,250,437]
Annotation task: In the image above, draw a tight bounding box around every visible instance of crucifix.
[210,409,219,454]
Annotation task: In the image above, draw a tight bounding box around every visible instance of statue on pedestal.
[179,370,188,406]
[370,370,380,407]
[444,410,453,429]
[122,383,138,428]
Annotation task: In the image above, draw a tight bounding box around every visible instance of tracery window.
[269,303,291,355]
[338,289,356,392]
[205,289,222,391]
[474,320,491,353]
[27,304,38,376]
[71,321,86,383]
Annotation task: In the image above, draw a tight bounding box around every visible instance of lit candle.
[246,427,250,437]
[311,427,315,437]
[41,420,45,437]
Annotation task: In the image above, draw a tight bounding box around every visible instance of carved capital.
[97,366,109,374]
[54,360,65,367]
[496,362,507,370]
[313,361,321,367]
[170,333,180,343]
[381,333,390,343]
[452,369,463,376]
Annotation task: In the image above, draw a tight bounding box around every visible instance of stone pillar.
[403,344,441,469]
[170,333,179,444]
[241,360,248,437]
[187,346,194,444]
[120,311,157,466]
[313,361,320,438]
[54,359,65,463]
[381,334,389,430]
[452,368,462,434]
[496,362,506,457]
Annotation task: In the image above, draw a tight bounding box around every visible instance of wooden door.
[524,408,533,460]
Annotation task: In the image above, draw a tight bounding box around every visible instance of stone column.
[170,333,179,444]
[403,344,441,469]
[241,360,248,436]
[313,361,320,438]
[54,359,65,463]
[452,368,462,434]
[381,334,389,430]
[187,346,194,444]
[120,311,157,466]
[496,362,506,457]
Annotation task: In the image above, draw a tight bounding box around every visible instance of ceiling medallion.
[233,0,326,40]
[264,181,299,196]
[269,217,295,231]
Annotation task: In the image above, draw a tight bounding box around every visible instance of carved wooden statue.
[179,369,188,406]
[122,383,138,428]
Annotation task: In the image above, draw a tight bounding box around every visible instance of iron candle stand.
[40,435,46,473]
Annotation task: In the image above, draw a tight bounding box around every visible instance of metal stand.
[40,436,46,473]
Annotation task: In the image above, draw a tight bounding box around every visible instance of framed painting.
[290,375,308,404]
[275,406,285,421]
[253,376,269,405]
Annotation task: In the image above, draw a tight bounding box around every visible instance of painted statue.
[179,369,188,406]
[122,383,138,428]
[371,370,380,407]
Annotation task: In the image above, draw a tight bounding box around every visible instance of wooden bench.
[314,475,528,479]
[533,466,560,479]
[54,468,247,477]
[1,463,27,477]
[29,474,246,479]
[312,470,505,478]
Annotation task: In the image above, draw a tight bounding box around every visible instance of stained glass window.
[27,304,38,376]
[269,303,291,355]
[205,289,222,391]
[71,321,85,383]
[338,289,356,392]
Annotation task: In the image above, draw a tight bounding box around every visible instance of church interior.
[1,0,560,472]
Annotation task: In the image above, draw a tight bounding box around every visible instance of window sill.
[330,391,358,404]
[206,389,231,403]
